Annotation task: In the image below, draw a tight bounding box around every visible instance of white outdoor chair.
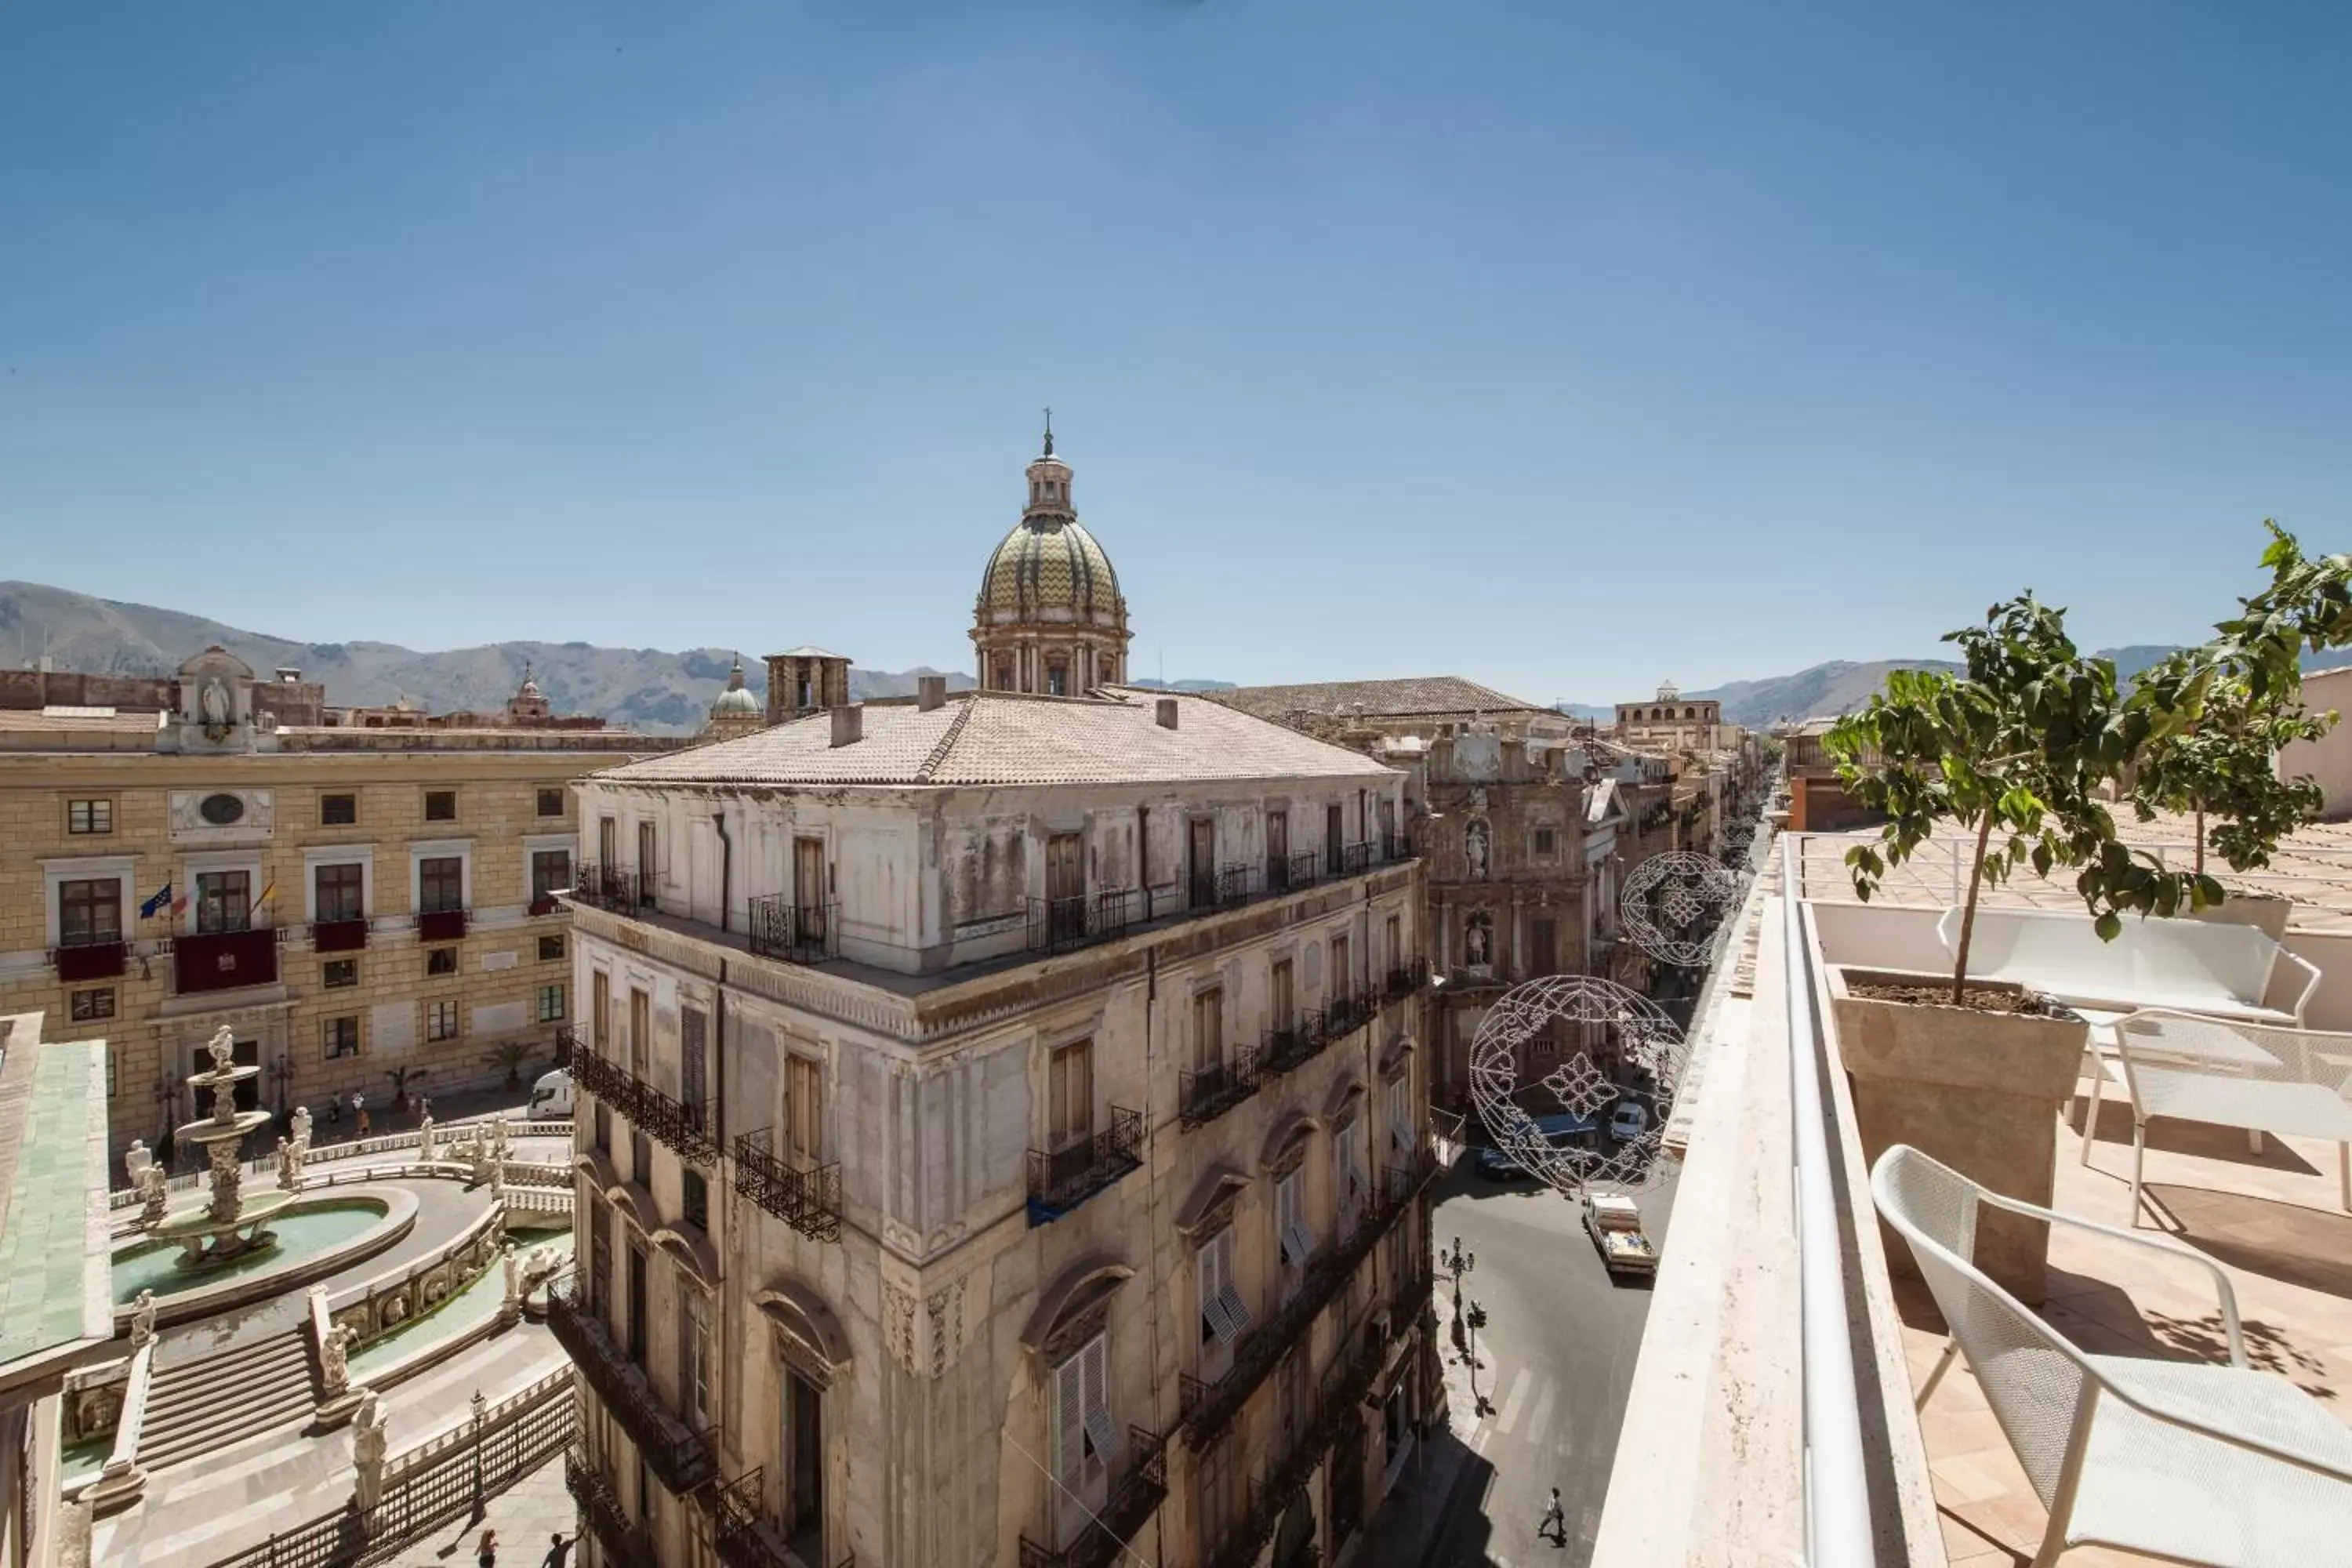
[1874,1144,2352,1566]
[2095,1011,2352,1225]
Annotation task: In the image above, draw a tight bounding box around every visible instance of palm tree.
[384,1065,425,1113]
[483,1040,534,1091]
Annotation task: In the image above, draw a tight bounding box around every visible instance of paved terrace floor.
[1798,810,2352,932]
[1900,1083,2352,1566]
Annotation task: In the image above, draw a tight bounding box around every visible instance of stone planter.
[1829,967,2088,1305]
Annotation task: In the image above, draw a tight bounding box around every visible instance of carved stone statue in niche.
[199,678,231,728]
[1464,818,1491,881]
[1465,913,1494,968]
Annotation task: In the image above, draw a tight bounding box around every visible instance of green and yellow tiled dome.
[976,514,1126,629]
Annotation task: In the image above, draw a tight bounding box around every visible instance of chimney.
[830,704,864,748]
[917,675,946,712]
[1156,698,1180,731]
[274,667,303,684]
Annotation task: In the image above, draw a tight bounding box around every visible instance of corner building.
[558,685,1439,1568]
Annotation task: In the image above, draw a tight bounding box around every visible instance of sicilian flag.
[140,881,173,920]
[250,877,277,919]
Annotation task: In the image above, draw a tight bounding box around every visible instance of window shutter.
[1080,1335,1119,1464]
[1054,1352,1084,1484]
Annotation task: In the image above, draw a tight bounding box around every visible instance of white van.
[530,1068,575,1119]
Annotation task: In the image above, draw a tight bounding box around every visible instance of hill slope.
[0,581,973,732]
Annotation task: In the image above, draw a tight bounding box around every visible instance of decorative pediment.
[1174,1165,1250,1239]
[1022,1258,1133,1365]
[1378,1035,1417,1082]
[756,1280,851,1388]
[1322,1076,1367,1128]
[1259,1111,1319,1177]
[648,1226,720,1290]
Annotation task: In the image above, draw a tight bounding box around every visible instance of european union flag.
[140,880,172,919]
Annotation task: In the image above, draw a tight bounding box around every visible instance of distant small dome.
[711,655,760,717]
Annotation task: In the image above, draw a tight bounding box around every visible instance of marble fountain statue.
[151,1026,292,1267]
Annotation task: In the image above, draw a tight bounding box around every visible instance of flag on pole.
[170,888,188,918]
[251,877,277,920]
[140,881,173,919]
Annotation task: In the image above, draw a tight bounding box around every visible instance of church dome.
[977,513,1125,630]
[710,655,760,717]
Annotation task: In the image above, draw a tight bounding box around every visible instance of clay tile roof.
[1200,675,1555,724]
[593,690,1399,789]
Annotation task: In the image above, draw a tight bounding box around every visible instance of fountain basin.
[111,1189,417,1333]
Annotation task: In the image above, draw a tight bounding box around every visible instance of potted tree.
[1824,593,2140,1301]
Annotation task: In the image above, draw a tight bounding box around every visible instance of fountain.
[150,1027,292,1268]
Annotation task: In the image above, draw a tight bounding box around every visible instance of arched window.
[1047,661,1070,697]
[993,655,1014,691]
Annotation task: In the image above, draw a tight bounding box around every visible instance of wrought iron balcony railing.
[1204,1327,1392,1568]
[1384,957,1430,999]
[713,1466,801,1568]
[1181,1132,1439,1452]
[1214,863,1259,909]
[1256,1016,1327,1080]
[1026,1106,1145,1226]
[732,1127,842,1243]
[572,862,651,915]
[1382,828,1409,862]
[1287,851,1323,892]
[746,895,838,964]
[1027,890,1139,956]
[1341,840,1373,877]
[566,1446,658,1568]
[1179,1047,1260,1131]
[1018,1425,1169,1568]
[546,1271,719,1497]
[569,1049,719,1167]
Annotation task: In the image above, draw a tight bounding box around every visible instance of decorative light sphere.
[1466,975,1687,1197]
[1621,850,1740,968]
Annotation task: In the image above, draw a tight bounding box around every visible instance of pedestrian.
[1539,1486,1566,1545]
[477,1526,497,1567]
[540,1533,572,1568]
[353,1091,370,1137]
[327,1098,341,1132]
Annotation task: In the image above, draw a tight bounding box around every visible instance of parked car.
[1610,1101,1650,1143]
[1475,1111,1599,1178]
[1582,1190,1657,1276]
[529,1068,574,1119]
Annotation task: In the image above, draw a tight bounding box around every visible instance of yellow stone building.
[0,645,678,1162]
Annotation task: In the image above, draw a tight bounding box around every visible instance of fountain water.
[150,1026,292,1268]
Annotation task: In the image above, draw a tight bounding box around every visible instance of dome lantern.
[971,418,1132,696]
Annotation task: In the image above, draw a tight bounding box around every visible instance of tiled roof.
[1202,675,1557,724]
[594,689,1399,788]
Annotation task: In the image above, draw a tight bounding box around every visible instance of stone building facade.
[557,682,1439,1568]
[0,647,676,1161]
[1613,681,1723,753]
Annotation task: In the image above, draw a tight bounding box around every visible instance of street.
[1422,1160,1678,1566]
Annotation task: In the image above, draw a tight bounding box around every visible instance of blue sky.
[2,2,2345,705]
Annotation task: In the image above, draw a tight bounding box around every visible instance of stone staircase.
[137,1331,317,1471]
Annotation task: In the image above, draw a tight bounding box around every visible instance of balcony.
[1340,840,1372,877]
[713,1467,797,1568]
[565,1446,657,1568]
[570,1049,719,1167]
[1383,957,1429,999]
[572,862,650,915]
[310,916,368,953]
[1268,851,1322,895]
[172,926,278,995]
[546,1271,718,1497]
[53,932,125,982]
[1179,1048,1261,1130]
[1257,1018,1326,1080]
[1181,1133,1439,1451]
[1027,890,1139,956]
[731,1127,842,1243]
[1214,862,1258,909]
[1322,989,1375,1040]
[746,895,838,965]
[417,907,468,943]
[1018,1425,1169,1568]
[1026,1106,1145,1226]
[1204,1319,1393,1568]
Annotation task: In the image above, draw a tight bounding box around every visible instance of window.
[59,878,122,945]
[593,1101,611,1155]
[67,798,112,835]
[629,988,650,1075]
[1531,917,1557,979]
[531,849,572,902]
[320,793,357,826]
[786,1055,822,1165]
[323,958,359,989]
[1051,1335,1116,1534]
[683,1171,710,1232]
[1197,1229,1249,1348]
[426,946,458,976]
[195,870,251,935]
[1277,1348,1309,1446]
[1200,1438,1237,1557]
[1336,1120,1367,1227]
[419,856,463,915]
[1330,933,1351,1002]
[1388,1076,1414,1156]
[426,1000,459,1043]
[539,935,564,963]
[1533,825,1558,858]
[1276,1169,1313,1289]
[592,971,610,1051]
[681,1007,708,1120]
[1048,1040,1094,1149]
[1046,660,1069,697]
[315,862,364,924]
[1192,988,1223,1072]
[536,787,565,818]
[71,986,114,1022]
[1385,914,1402,975]
[679,1287,713,1432]
[323,1014,361,1058]
[1270,959,1294,1035]
[423,789,457,822]
[537,984,566,1023]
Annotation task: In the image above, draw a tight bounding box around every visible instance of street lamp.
[1439,1235,1475,1346]
[270,1051,292,1121]
[470,1388,488,1522]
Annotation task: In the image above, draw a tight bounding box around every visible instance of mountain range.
[8,579,2341,736]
